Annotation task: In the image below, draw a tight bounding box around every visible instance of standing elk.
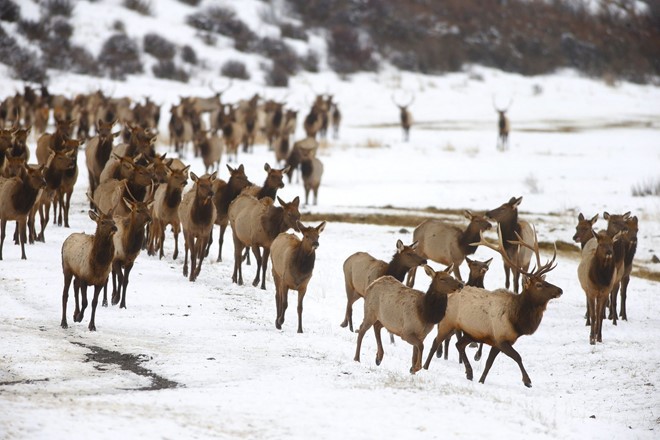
[229,195,301,290]
[341,240,427,333]
[493,97,512,151]
[60,209,117,331]
[301,153,323,206]
[485,196,534,294]
[85,119,120,198]
[392,93,414,142]
[604,212,637,323]
[578,230,621,344]
[270,220,326,333]
[0,164,45,260]
[148,165,190,260]
[406,211,492,286]
[572,212,599,325]
[424,226,562,387]
[354,265,463,374]
[179,171,217,282]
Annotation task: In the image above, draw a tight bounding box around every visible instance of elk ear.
[190,172,199,182]
[264,163,271,172]
[226,164,234,173]
[464,210,473,220]
[590,214,599,225]
[396,239,404,252]
[295,220,305,232]
[623,211,631,220]
[282,165,291,174]
[423,264,435,278]
[465,256,473,264]
[578,213,585,221]
[410,240,419,250]
[603,211,610,220]
[485,258,493,267]
[182,165,191,175]
[209,171,218,181]
[291,196,300,207]
[277,196,285,206]
[444,264,454,273]
[522,275,532,290]
[316,221,326,233]
[89,210,100,222]
[512,196,523,208]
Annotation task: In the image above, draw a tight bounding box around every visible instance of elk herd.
[0,82,642,388]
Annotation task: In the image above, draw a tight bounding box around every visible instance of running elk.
[354,265,463,373]
[485,196,534,294]
[341,240,427,332]
[60,209,117,331]
[423,226,562,387]
[270,221,326,333]
[406,211,492,286]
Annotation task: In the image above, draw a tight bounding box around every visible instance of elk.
[341,240,427,332]
[148,165,190,260]
[54,139,82,228]
[424,226,561,387]
[179,171,217,282]
[406,211,492,286]
[208,164,252,262]
[303,95,327,139]
[93,160,154,217]
[36,117,75,165]
[193,130,223,174]
[354,265,464,373]
[60,209,117,331]
[392,93,414,142]
[330,101,341,140]
[604,212,637,323]
[493,97,512,151]
[0,164,45,260]
[105,195,153,309]
[229,195,301,289]
[485,196,534,294]
[573,213,599,249]
[578,230,621,344]
[218,104,245,162]
[301,154,323,206]
[241,163,289,200]
[270,221,326,333]
[85,119,120,197]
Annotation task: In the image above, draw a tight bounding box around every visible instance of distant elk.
[392,92,414,142]
[493,97,512,151]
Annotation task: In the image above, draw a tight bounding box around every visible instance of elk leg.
[354,317,375,363]
[259,247,270,290]
[102,279,108,307]
[73,278,81,322]
[474,343,484,361]
[182,235,190,278]
[251,246,262,287]
[588,297,597,344]
[111,261,122,305]
[456,333,475,380]
[172,225,179,260]
[497,341,531,387]
[479,346,501,384]
[119,262,133,309]
[217,225,227,262]
[296,287,306,333]
[232,238,244,285]
[609,283,619,325]
[620,275,630,321]
[0,219,6,260]
[88,285,103,331]
[596,296,607,343]
[195,236,209,280]
[61,272,73,328]
[424,326,454,370]
[19,220,27,259]
[63,192,71,227]
[77,282,89,323]
[373,321,384,365]
[340,284,357,331]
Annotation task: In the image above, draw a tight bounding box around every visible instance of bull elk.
[493,97,512,151]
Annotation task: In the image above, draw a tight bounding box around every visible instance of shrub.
[122,0,152,16]
[328,26,377,74]
[143,33,175,60]
[113,20,125,33]
[632,178,660,197]
[186,6,256,50]
[152,60,189,82]
[98,33,143,80]
[0,0,20,23]
[177,0,201,5]
[301,51,319,72]
[251,37,299,75]
[181,45,197,64]
[49,16,73,40]
[280,22,307,41]
[221,60,250,80]
[264,62,289,87]
[0,28,48,82]
[18,19,48,41]
[41,0,74,19]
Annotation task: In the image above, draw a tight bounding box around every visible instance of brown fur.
[270,221,326,333]
[148,165,190,260]
[354,265,463,373]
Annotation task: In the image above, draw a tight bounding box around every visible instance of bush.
[113,20,125,33]
[186,6,256,50]
[181,45,197,64]
[221,60,250,80]
[49,16,73,40]
[98,33,143,80]
[123,0,152,16]
[264,62,289,87]
[251,37,299,75]
[0,29,48,83]
[0,0,20,22]
[177,0,201,5]
[301,51,319,72]
[328,26,377,74]
[152,60,189,82]
[18,19,48,41]
[143,33,175,60]
[41,0,74,19]
[280,22,307,41]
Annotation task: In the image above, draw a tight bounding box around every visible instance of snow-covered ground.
[1,1,660,439]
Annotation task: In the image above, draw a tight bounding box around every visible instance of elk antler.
[391,91,415,108]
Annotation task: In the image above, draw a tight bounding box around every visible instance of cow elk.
[407,211,492,286]
[270,221,326,333]
[148,165,190,260]
[604,211,637,323]
[60,209,117,331]
[485,196,534,293]
[354,265,463,373]
[493,97,512,151]
[342,240,427,333]
[392,93,414,142]
[424,226,562,387]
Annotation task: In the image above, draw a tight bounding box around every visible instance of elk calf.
[354,265,463,373]
[270,221,326,333]
[61,210,117,331]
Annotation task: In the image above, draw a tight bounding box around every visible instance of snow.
[1,1,660,439]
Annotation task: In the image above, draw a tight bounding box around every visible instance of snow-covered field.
[2,1,660,439]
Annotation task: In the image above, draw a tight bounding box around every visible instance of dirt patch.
[72,342,179,391]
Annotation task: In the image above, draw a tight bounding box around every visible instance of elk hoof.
[275,321,281,330]
[102,300,108,307]
[474,352,482,362]
[111,294,120,306]
[252,279,259,287]
[88,323,96,331]
[340,321,348,328]
[61,321,68,329]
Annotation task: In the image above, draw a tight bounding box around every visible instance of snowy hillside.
[1,1,660,440]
